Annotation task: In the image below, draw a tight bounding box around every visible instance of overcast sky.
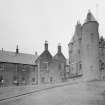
[0,0,104,58]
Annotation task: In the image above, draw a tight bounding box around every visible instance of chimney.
[45,40,48,50]
[2,48,3,52]
[58,43,61,53]
[16,45,19,54]
[35,51,38,57]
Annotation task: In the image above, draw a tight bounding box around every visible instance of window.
[0,63,4,70]
[78,49,80,54]
[50,77,53,83]
[13,76,17,81]
[32,78,35,82]
[91,33,94,42]
[79,63,82,70]
[22,77,25,81]
[0,76,3,82]
[99,60,105,70]
[101,62,104,70]
[41,77,45,83]
[66,65,70,73]
[22,77,25,84]
[40,62,48,70]
[13,76,19,85]
[58,64,61,70]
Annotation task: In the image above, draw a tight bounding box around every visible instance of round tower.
[81,11,99,81]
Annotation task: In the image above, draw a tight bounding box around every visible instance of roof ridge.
[0,50,35,56]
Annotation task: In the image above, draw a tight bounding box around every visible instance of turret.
[81,10,99,81]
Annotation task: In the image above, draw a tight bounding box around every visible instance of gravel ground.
[0,80,105,105]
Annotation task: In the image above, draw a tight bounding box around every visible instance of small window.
[41,77,45,83]
[13,76,19,85]
[0,76,3,82]
[22,77,25,81]
[21,77,25,84]
[91,33,94,42]
[0,63,4,70]
[66,66,70,73]
[79,64,82,70]
[13,76,17,81]
[40,62,48,70]
[58,64,61,70]
[78,49,80,54]
[50,77,53,83]
[32,78,35,82]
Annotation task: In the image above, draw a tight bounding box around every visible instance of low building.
[0,46,38,87]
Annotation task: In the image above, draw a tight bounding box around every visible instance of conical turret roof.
[85,10,96,22]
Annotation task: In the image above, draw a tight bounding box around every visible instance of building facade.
[68,10,103,81]
[68,21,82,78]
[0,46,38,87]
[35,41,66,84]
[99,37,105,80]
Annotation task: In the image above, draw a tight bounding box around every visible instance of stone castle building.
[68,10,105,81]
[1,10,105,87]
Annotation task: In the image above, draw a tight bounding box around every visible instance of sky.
[0,0,104,58]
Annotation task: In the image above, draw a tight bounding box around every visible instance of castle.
[0,10,105,87]
[68,10,105,81]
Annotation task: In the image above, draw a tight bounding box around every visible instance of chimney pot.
[16,45,19,54]
[2,48,3,52]
[58,43,61,53]
[45,40,48,50]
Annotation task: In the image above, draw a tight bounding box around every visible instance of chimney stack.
[2,48,3,52]
[35,51,38,57]
[58,43,61,53]
[16,45,19,54]
[45,40,48,50]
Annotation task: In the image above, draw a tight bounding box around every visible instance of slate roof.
[35,50,52,62]
[0,50,37,65]
[85,10,96,22]
[53,52,66,63]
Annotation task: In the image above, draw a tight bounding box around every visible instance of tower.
[81,10,99,81]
